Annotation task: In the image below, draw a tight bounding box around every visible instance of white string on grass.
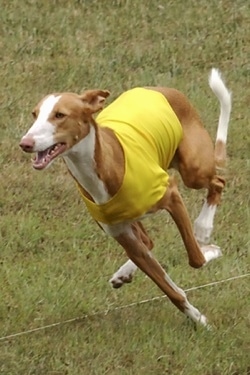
[0,273,249,342]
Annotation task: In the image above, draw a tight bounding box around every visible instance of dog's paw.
[109,260,137,288]
[109,273,134,289]
[201,244,222,265]
[184,301,210,329]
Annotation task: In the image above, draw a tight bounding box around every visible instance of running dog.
[20,69,231,326]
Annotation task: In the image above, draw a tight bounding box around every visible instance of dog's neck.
[63,121,124,204]
[63,123,110,204]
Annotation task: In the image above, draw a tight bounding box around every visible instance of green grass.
[0,0,249,374]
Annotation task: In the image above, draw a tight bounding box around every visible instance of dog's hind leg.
[194,69,231,246]
[159,178,221,267]
[172,69,231,247]
[193,173,225,246]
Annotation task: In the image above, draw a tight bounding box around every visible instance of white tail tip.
[209,68,232,145]
[209,68,232,111]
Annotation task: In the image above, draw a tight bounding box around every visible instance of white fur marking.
[164,273,186,298]
[194,202,217,244]
[184,300,207,326]
[63,126,110,204]
[23,95,61,151]
[164,273,208,325]
[209,69,231,144]
[100,223,134,237]
[201,244,222,264]
[109,259,137,287]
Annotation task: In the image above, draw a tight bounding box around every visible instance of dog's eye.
[55,112,65,119]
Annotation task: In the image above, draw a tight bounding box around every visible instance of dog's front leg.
[108,221,153,288]
[114,224,208,326]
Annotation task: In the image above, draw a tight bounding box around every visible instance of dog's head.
[19,89,110,170]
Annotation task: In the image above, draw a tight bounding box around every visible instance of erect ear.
[79,89,110,114]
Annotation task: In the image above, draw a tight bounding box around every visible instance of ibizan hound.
[20,69,231,327]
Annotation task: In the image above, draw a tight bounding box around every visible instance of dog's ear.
[80,90,110,113]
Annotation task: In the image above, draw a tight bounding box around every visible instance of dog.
[20,69,231,327]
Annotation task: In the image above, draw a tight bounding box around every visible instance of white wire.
[0,273,249,341]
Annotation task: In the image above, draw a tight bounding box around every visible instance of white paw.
[201,244,222,264]
[185,302,209,327]
[199,314,208,326]
[109,260,137,289]
[109,273,133,288]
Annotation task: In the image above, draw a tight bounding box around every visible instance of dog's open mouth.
[32,143,67,170]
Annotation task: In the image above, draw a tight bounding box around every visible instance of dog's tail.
[209,68,232,168]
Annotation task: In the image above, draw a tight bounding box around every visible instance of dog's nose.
[19,136,35,152]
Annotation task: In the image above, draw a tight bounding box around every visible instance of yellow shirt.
[77,88,183,224]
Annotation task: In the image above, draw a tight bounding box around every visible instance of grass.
[0,0,249,374]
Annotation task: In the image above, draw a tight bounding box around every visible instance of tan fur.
[20,75,230,326]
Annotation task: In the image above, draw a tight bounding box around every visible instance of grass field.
[0,0,249,374]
